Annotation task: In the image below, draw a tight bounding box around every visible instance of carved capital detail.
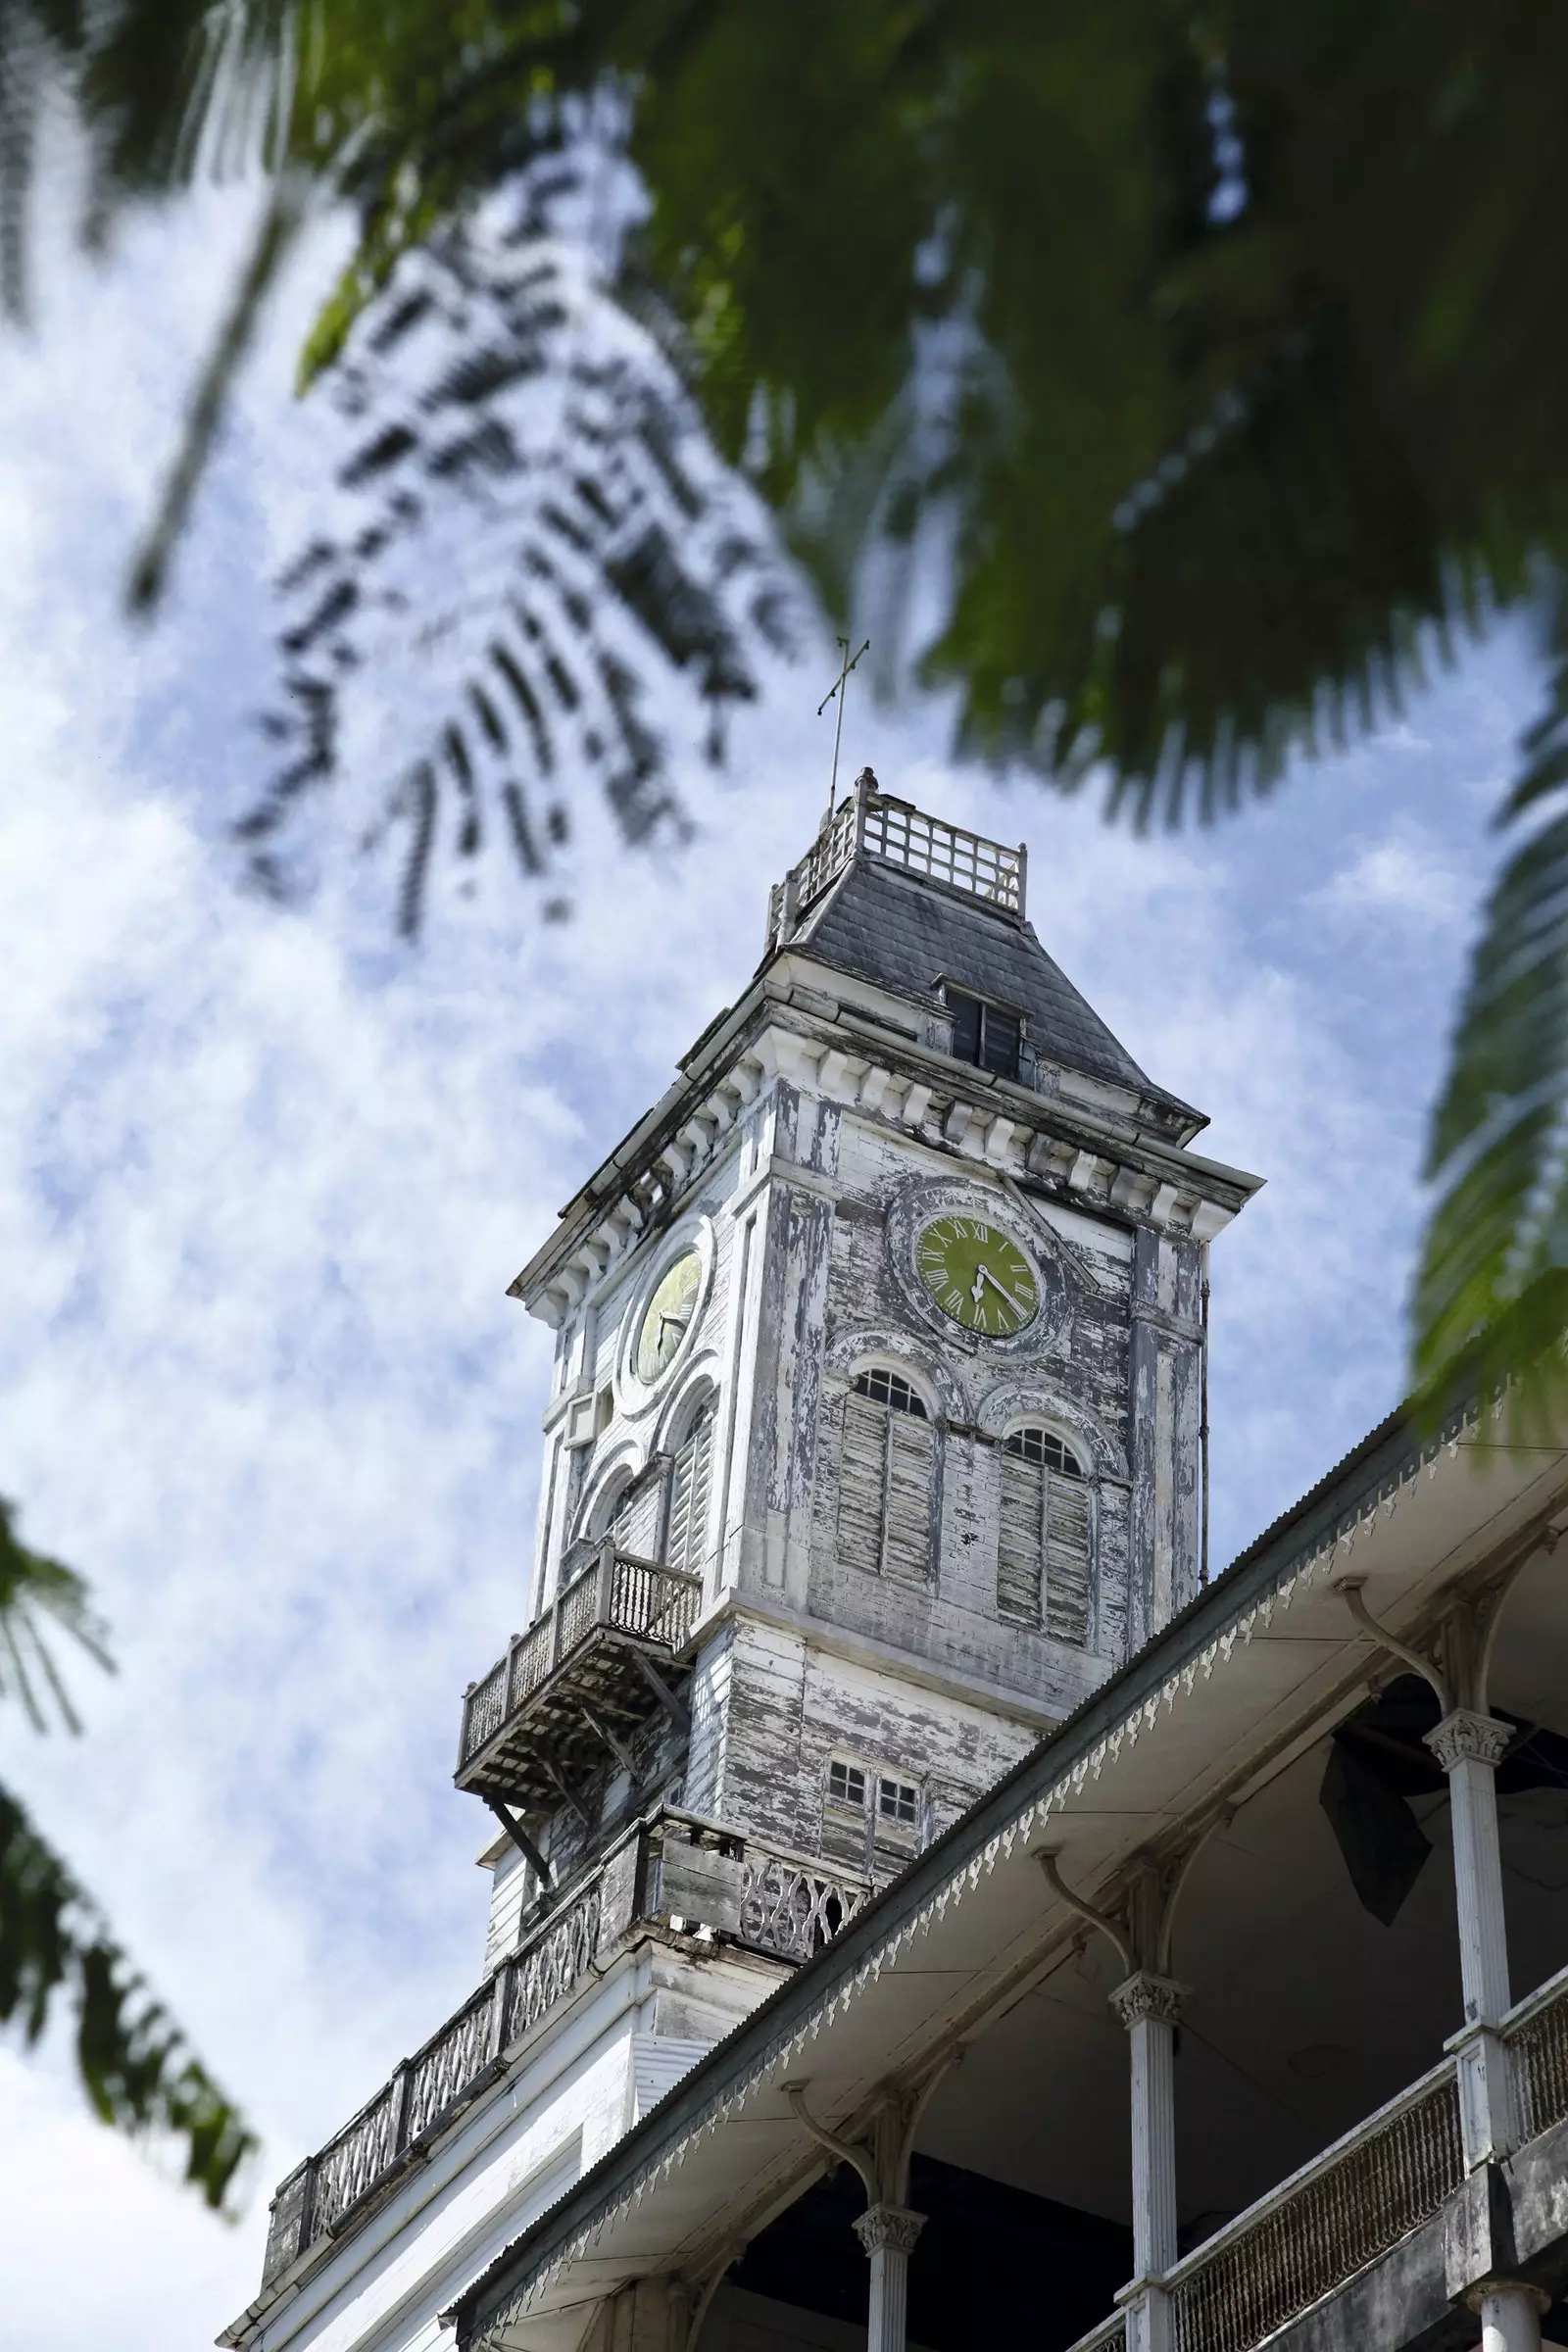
[1425,1709,1514,1774]
[853,2204,926,2258]
[1109,1971,1189,2030]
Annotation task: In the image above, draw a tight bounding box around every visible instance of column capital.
[853,2204,926,2258]
[1109,1971,1189,2030]
[1426,1709,1514,1773]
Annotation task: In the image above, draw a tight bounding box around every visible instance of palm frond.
[0,1496,112,1733]
[244,164,798,934]
[1413,593,1568,1434]
[0,1780,255,2209]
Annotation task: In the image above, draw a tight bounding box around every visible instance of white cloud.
[1309,828,1472,933]
[0,158,1541,2349]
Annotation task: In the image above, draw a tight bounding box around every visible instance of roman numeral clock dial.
[915,1216,1039,1336]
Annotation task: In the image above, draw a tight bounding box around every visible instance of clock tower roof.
[766,775,1200,1131]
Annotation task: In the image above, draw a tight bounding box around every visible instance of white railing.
[260,1877,603,2287]
[458,1548,702,1772]
[863,794,1024,912]
[767,782,1027,952]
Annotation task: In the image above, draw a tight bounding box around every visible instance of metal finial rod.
[817,636,870,829]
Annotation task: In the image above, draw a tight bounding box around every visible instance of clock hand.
[976,1263,1026,1313]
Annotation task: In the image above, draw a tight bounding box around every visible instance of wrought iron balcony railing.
[1061,1957,1568,2352]
[457,1547,702,1811]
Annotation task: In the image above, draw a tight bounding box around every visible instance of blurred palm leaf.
[11,1,1568,1404]
[246,154,797,932]
[0,1499,255,2209]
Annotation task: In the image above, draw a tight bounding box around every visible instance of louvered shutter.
[883,1414,936,1583]
[837,1394,888,1574]
[613,1470,662,1560]
[998,1452,1045,1622]
[666,1405,715,1576]
[1044,1472,1092,1645]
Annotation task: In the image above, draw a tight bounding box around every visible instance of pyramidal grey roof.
[797,851,1172,1103]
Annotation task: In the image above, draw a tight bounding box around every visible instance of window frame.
[938,980,1026,1081]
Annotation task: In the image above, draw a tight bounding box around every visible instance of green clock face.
[916,1215,1039,1336]
[636,1250,702,1381]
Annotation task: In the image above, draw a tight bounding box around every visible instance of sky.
[0,161,1545,2347]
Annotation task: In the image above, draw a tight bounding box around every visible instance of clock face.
[915,1215,1039,1336]
[635,1250,702,1381]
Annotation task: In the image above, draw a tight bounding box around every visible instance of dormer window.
[942,985,1022,1081]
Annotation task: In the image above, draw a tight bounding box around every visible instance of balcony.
[1063,1958,1568,2352]
[253,1812,869,2298]
[456,1547,702,1813]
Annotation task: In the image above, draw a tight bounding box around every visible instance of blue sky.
[0,163,1541,2344]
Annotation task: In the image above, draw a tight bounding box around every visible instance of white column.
[1111,1974,1185,2276]
[1471,2282,1549,2352]
[853,2204,924,2352]
[1426,1710,1517,2162]
[1110,1973,1186,2352]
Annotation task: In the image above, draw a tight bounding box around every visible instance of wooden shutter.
[1044,1472,1092,1644]
[998,1452,1045,1622]
[883,1414,936,1584]
[613,1468,662,1560]
[837,1394,888,1575]
[666,1404,714,1576]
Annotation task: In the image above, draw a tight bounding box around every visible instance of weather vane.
[817,635,870,830]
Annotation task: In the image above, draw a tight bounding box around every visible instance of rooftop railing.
[766,778,1026,951]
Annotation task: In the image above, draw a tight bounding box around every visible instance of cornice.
[510,983,1263,1329]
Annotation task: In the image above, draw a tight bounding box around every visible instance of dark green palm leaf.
[0,1781,256,2209]
[0,1498,255,2208]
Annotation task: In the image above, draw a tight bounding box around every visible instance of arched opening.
[837,1365,936,1584]
[999,1423,1092,1643]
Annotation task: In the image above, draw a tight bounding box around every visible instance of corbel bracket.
[482,1796,553,1889]
[582,1703,640,1781]
[1335,1575,1453,1713]
[633,1650,691,1736]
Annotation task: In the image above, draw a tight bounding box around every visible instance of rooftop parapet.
[765,771,1026,956]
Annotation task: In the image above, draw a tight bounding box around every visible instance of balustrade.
[457,1549,701,1777]
[256,1815,868,2295]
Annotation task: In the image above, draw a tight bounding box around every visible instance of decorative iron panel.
[405,1985,495,2144]
[738,1852,868,1962]
[312,2081,402,2235]
[504,1882,603,2044]
[1169,2072,1463,2352]
[1507,1974,1568,2142]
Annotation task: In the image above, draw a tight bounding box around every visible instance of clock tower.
[476,772,1261,1967]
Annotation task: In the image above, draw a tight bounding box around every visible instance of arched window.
[665,1395,717,1577]
[837,1368,936,1584]
[999,1425,1092,1643]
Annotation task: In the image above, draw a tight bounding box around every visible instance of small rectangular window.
[942,985,1022,1081]
[827,1760,866,1811]
[878,1777,919,1828]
